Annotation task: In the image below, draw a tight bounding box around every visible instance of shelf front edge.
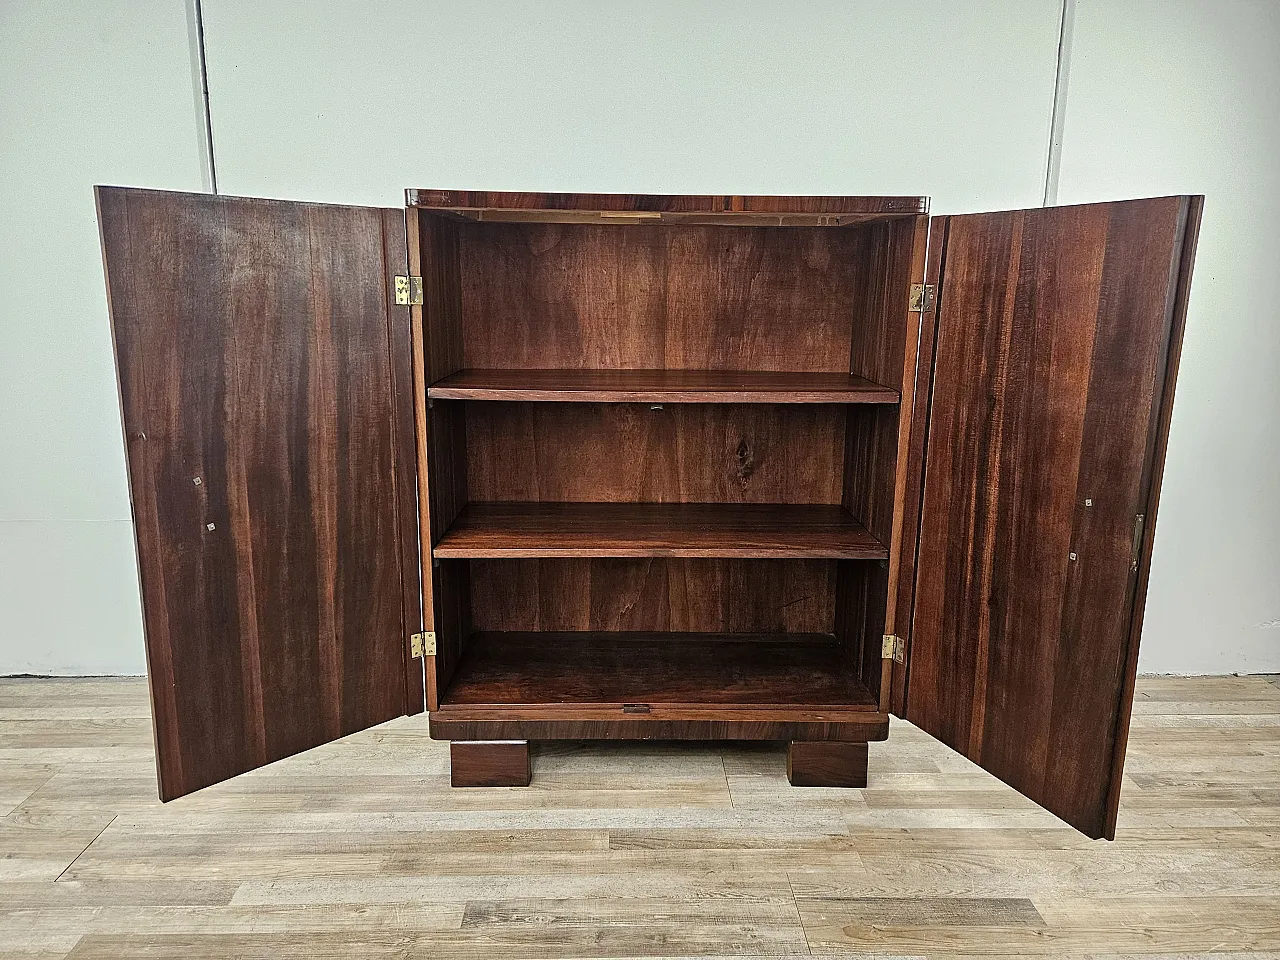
[429,707,891,743]
[427,370,900,405]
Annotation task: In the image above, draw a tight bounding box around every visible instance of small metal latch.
[1130,514,1146,572]
[882,634,905,663]
[909,283,936,312]
[622,703,651,713]
[410,631,436,658]
[394,275,424,306]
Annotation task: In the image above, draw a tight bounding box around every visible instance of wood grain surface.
[433,502,888,559]
[456,222,872,372]
[429,705,891,744]
[469,558,838,634]
[904,197,1201,840]
[411,210,471,710]
[409,188,928,220]
[890,218,948,715]
[2,674,1276,958]
[437,632,879,710]
[464,401,848,504]
[1102,195,1205,838]
[787,740,870,787]
[449,741,531,788]
[413,203,921,743]
[96,188,417,801]
[429,368,899,403]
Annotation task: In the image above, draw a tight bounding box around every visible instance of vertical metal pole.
[1043,0,1076,206]
[186,0,219,194]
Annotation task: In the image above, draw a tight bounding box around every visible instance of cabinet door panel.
[97,187,422,800]
[904,197,1201,838]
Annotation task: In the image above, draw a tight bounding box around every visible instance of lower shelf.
[443,631,878,708]
[430,632,887,742]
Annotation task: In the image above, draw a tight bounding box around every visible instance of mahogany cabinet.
[96,187,1201,840]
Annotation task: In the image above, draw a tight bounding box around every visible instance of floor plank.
[0,675,1277,959]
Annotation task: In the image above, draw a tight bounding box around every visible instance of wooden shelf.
[432,502,888,559]
[439,632,879,711]
[428,369,899,404]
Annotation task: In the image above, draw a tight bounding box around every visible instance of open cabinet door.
[97,187,424,801]
[898,196,1202,839]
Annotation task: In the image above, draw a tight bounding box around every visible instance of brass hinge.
[410,631,436,658]
[394,275,424,306]
[882,634,905,663]
[909,283,936,312]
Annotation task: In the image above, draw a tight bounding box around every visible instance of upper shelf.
[429,369,899,404]
[433,502,888,560]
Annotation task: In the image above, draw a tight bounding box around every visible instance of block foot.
[787,740,868,787]
[450,740,531,787]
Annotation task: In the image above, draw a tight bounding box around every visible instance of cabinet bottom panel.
[439,630,879,709]
[429,709,890,743]
[431,631,885,740]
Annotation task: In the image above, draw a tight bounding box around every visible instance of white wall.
[1057,0,1280,673]
[200,0,1061,211]
[0,0,209,674]
[0,0,1274,674]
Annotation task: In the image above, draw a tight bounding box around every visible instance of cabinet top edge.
[406,189,929,217]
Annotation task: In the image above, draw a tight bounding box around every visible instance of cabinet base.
[430,707,888,743]
[786,740,868,787]
[450,740,531,787]
[442,738,873,788]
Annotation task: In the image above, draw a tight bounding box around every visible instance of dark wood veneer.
[456,222,871,372]
[903,196,1202,839]
[409,188,928,220]
[450,741,531,787]
[469,558,837,634]
[97,187,413,800]
[440,632,878,710]
[1101,195,1204,839]
[787,741,869,787]
[431,707,890,743]
[464,402,847,505]
[430,369,898,403]
[433,502,888,560]
[98,186,1201,832]
[411,209,471,709]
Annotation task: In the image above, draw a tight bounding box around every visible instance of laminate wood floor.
[1,675,1278,959]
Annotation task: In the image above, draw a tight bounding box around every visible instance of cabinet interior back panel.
[457,222,873,371]
[468,558,836,634]
[464,401,847,504]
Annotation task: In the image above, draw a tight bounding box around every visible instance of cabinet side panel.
[843,217,924,543]
[384,209,424,715]
[834,559,889,700]
[891,220,944,713]
[417,212,470,708]
[840,216,927,706]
